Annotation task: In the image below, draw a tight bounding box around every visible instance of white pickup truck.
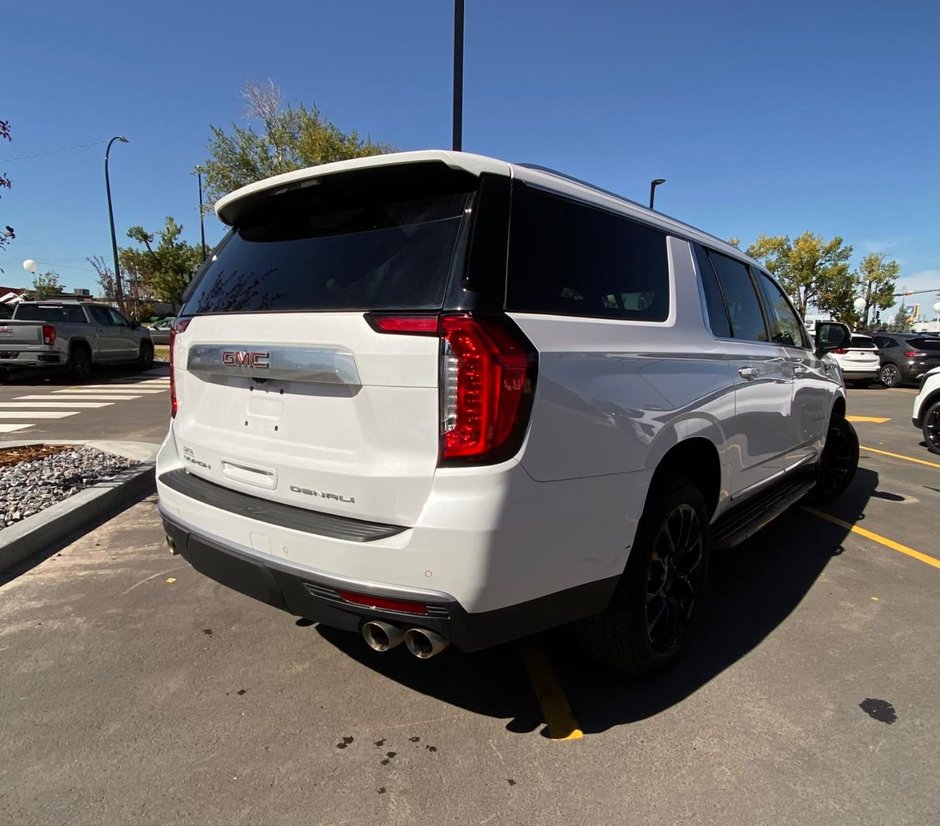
[0,301,154,381]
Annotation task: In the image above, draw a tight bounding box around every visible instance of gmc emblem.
[221,350,270,368]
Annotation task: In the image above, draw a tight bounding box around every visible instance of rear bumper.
[160,508,617,651]
[0,350,62,367]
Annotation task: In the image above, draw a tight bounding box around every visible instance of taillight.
[833,347,848,354]
[170,317,191,418]
[904,351,926,358]
[42,325,56,346]
[366,312,537,465]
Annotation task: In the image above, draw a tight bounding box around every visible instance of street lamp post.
[453,0,464,151]
[649,178,666,210]
[105,135,129,313]
[194,166,207,260]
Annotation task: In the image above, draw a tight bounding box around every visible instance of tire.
[923,401,940,456]
[804,416,859,503]
[68,345,92,381]
[879,363,902,388]
[579,476,710,677]
[138,340,154,369]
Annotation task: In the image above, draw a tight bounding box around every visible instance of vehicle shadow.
[1,362,169,386]
[315,468,878,736]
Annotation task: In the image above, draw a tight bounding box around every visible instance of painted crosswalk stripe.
[80,383,169,390]
[0,411,79,419]
[0,424,32,433]
[16,394,141,401]
[0,401,114,408]
[54,388,165,394]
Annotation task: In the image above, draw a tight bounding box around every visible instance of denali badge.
[290,485,355,504]
[222,350,270,368]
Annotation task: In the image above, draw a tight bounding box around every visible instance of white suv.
[912,367,940,454]
[157,151,857,676]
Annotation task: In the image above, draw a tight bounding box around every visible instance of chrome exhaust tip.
[362,621,404,652]
[403,628,450,659]
[165,534,178,555]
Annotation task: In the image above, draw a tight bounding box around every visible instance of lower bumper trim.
[161,512,618,652]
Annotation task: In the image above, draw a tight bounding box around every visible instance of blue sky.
[3,0,938,317]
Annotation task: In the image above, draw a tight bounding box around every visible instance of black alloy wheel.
[923,401,940,456]
[69,347,92,381]
[644,501,707,654]
[578,476,710,676]
[805,416,859,503]
[139,341,155,369]
[880,363,902,388]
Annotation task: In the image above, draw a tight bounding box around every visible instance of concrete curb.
[0,441,159,572]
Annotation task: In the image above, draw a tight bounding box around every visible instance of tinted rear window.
[910,338,940,351]
[183,170,475,315]
[14,305,87,323]
[850,335,876,349]
[506,186,670,321]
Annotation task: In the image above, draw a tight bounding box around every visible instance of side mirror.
[814,321,850,357]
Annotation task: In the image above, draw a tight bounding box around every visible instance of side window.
[693,243,732,337]
[107,308,129,327]
[507,186,670,321]
[88,306,112,326]
[754,270,810,348]
[873,336,894,349]
[65,306,87,323]
[706,250,768,342]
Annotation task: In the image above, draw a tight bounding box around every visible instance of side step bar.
[710,474,816,550]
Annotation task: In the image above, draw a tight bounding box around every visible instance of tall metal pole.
[453,0,464,151]
[649,178,665,210]
[197,170,207,259]
[105,135,129,310]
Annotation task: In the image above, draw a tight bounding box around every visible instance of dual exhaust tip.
[362,621,449,659]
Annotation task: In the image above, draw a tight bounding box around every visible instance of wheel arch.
[648,437,722,520]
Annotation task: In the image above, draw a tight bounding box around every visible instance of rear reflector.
[337,590,428,615]
[366,315,439,335]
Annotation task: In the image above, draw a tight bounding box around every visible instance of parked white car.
[912,367,940,454]
[828,333,881,385]
[157,150,857,676]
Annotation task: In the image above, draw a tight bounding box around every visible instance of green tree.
[120,217,203,308]
[854,252,899,330]
[32,270,64,299]
[746,232,853,319]
[1,119,14,256]
[202,80,394,204]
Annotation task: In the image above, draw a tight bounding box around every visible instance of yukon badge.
[221,350,270,368]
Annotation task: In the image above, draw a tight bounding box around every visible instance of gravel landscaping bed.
[0,446,140,529]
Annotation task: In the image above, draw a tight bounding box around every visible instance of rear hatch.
[0,320,45,349]
[171,161,488,526]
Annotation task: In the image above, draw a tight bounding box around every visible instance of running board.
[710,473,816,550]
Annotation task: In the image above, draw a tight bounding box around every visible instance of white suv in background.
[157,151,857,676]
[828,333,880,386]
[912,367,940,454]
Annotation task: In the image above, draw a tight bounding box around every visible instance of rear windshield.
[14,305,87,323]
[183,169,476,315]
[910,338,940,351]
[850,335,876,349]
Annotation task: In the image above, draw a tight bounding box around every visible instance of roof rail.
[515,163,648,212]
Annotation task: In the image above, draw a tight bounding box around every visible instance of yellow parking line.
[847,416,890,423]
[520,639,583,740]
[860,445,940,469]
[803,507,940,569]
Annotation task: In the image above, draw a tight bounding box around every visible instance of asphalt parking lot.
[1,385,937,825]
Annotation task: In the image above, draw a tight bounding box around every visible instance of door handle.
[738,367,760,380]
[792,365,810,376]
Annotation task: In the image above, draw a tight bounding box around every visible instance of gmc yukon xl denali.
[0,301,154,380]
[157,151,858,675]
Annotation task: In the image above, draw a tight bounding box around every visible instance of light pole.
[649,178,665,210]
[194,166,207,260]
[453,0,464,151]
[105,135,129,313]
